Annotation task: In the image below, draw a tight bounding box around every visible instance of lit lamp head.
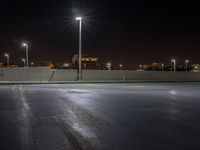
[171,59,176,63]
[185,60,189,63]
[119,64,123,68]
[23,43,27,47]
[22,58,25,62]
[76,17,82,21]
[107,62,111,67]
[4,53,9,57]
[63,63,69,67]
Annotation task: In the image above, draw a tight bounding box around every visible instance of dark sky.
[0,0,200,68]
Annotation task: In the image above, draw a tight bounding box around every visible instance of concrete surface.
[0,83,200,150]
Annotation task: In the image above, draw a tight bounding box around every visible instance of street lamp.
[4,53,9,68]
[161,64,164,71]
[106,62,111,71]
[119,64,123,70]
[76,17,82,81]
[171,59,176,72]
[185,60,189,71]
[22,43,29,68]
[22,58,26,68]
[119,64,126,81]
[31,62,34,67]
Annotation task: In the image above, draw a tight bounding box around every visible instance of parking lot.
[0,83,200,150]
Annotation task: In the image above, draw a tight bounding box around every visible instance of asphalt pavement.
[0,83,200,150]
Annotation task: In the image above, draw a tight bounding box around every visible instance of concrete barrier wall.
[0,68,50,81]
[83,70,200,81]
[82,70,124,80]
[0,68,200,82]
[124,71,200,81]
[0,68,77,82]
[52,69,77,81]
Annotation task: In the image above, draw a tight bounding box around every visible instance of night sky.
[0,0,200,68]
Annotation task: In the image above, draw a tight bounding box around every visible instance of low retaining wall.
[0,68,200,82]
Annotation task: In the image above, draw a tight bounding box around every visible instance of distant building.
[192,64,200,72]
[0,63,17,68]
[40,61,55,68]
[9,64,18,68]
[143,63,162,71]
[72,54,99,69]
[0,63,3,68]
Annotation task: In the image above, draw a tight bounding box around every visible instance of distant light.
[22,58,25,62]
[91,58,97,61]
[23,43,27,46]
[171,59,176,62]
[107,62,111,67]
[106,62,111,70]
[76,17,82,21]
[185,60,189,63]
[4,53,9,57]
[63,63,69,67]
[119,64,123,67]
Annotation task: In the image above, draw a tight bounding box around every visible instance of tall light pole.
[22,58,26,68]
[4,53,9,68]
[31,62,34,67]
[106,62,111,71]
[76,17,82,81]
[161,64,164,71]
[185,60,189,71]
[171,59,176,72]
[119,64,126,81]
[119,64,123,70]
[23,43,29,68]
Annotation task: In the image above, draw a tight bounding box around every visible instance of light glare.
[76,17,82,21]
[23,43,27,46]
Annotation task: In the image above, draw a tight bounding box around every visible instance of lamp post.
[106,62,111,71]
[22,58,26,68]
[161,64,164,71]
[76,17,82,81]
[23,43,29,68]
[185,60,189,71]
[31,62,34,67]
[171,59,176,72]
[4,53,9,68]
[119,64,123,70]
[119,64,126,81]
